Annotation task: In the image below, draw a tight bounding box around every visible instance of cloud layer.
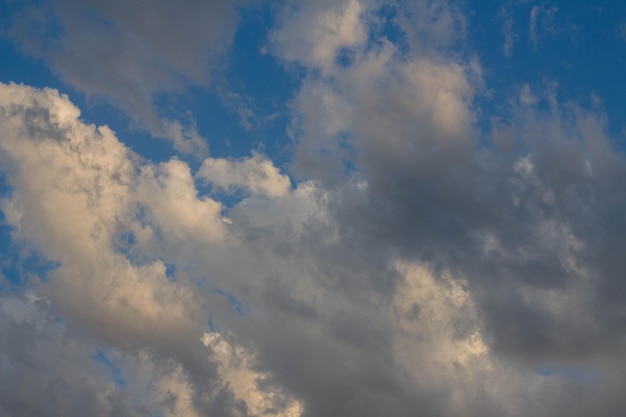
[2,1,626,416]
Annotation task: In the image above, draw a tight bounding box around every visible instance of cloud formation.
[197,153,292,197]
[0,82,300,417]
[2,1,626,417]
[529,4,559,49]
[5,0,243,153]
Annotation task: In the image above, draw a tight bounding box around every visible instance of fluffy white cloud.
[283,5,481,184]
[0,82,302,417]
[0,83,204,346]
[270,0,370,74]
[138,158,228,243]
[203,332,303,417]
[197,153,292,198]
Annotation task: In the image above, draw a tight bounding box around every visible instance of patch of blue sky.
[209,6,301,161]
[87,102,178,165]
[215,288,250,317]
[92,349,127,388]
[366,3,410,57]
[112,231,181,278]
[172,86,250,161]
[466,1,626,139]
[0,241,61,288]
[535,364,600,383]
[228,6,302,106]
[111,230,147,268]
[184,9,300,202]
[207,318,217,332]
[335,46,358,68]
[0,194,60,290]
[164,262,177,281]
[0,40,55,91]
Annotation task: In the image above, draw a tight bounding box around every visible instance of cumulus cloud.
[269,0,370,74]
[3,1,626,417]
[0,82,301,417]
[0,83,203,343]
[197,153,292,197]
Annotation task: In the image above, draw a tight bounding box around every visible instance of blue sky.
[1,1,626,416]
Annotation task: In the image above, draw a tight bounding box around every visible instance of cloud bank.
[2,1,626,416]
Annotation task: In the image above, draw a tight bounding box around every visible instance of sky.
[1,0,626,416]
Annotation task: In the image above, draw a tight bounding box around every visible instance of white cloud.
[138,158,228,243]
[269,0,370,74]
[197,153,292,198]
[160,119,209,156]
[390,261,496,417]
[286,32,480,184]
[0,83,207,347]
[0,81,315,417]
[202,332,303,417]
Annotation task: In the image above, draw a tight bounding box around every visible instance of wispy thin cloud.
[530,4,559,49]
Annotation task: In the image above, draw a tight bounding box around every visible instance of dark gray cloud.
[326,85,626,362]
[0,294,142,417]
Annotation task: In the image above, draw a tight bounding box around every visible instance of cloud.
[202,331,304,417]
[268,1,626,413]
[5,0,243,153]
[501,10,518,56]
[4,2,626,417]
[0,293,145,417]
[393,0,467,53]
[0,82,302,417]
[530,4,559,49]
[0,83,203,343]
[137,158,228,244]
[269,0,369,74]
[197,153,292,197]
